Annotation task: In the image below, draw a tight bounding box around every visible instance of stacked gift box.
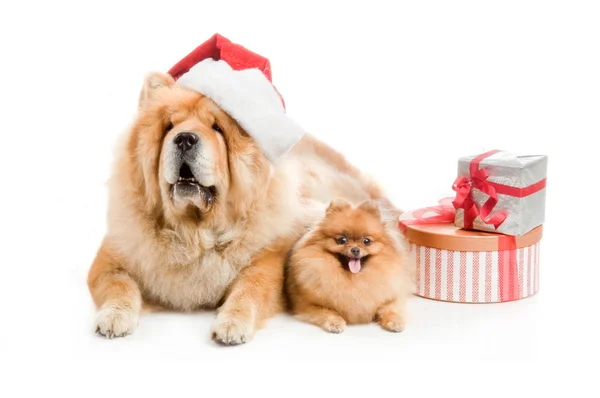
[399,150,548,303]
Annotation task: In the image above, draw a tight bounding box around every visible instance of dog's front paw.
[379,315,405,333]
[323,316,346,334]
[95,303,139,339]
[211,313,255,346]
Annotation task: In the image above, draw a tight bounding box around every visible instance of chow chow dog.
[87,71,401,344]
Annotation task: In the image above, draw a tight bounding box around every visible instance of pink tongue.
[349,258,362,273]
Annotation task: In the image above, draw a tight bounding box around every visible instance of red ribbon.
[398,198,456,233]
[498,235,519,302]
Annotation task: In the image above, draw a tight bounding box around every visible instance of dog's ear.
[326,198,352,214]
[139,72,175,108]
[358,200,381,219]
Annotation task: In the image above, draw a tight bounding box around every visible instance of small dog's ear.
[326,198,351,214]
[358,200,381,218]
[139,72,175,108]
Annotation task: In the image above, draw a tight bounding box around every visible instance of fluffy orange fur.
[286,199,414,333]
[87,71,407,344]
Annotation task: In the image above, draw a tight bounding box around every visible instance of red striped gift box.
[400,206,543,303]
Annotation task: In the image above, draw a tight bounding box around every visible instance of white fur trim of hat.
[176,59,305,162]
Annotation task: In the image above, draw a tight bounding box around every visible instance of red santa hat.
[168,33,305,162]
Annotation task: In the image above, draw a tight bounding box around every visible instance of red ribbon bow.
[399,198,456,233]
[452,150,508,230]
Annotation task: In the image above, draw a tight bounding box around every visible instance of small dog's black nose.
[351,247,360,257]
[174,132,199,152]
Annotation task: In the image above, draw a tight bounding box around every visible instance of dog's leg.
[211,238,289,345]
[87,240,142,338]
[375,298,406,333]
[294,303,347,333]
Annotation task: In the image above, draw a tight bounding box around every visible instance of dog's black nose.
[351,247,360,257]
[174,132,199,152]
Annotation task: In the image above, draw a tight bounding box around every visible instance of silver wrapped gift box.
[453,150,547,236]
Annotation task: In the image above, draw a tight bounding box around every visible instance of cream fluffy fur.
[87,72,409,344]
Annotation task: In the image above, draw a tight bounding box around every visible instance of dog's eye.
[336,236,348,245]
[212,123,223,134]
[363,238,372,246]
[165,122,174,134]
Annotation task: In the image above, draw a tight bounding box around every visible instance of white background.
[1,0,598,396]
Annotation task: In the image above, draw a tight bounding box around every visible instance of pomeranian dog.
[286,199,414,333]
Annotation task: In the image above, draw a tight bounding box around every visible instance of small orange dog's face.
[317,199,391,273]
[132,73,269,220]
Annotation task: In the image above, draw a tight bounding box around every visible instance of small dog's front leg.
[294,303,347,333]
[375,298,406,333]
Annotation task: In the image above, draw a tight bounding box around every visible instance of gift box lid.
[459,151,547,169]
[399,207,543,251]
[458,150,548,188]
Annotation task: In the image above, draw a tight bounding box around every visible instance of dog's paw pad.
[211,315,254,346]
[95,304,139,339]
[323,317,346,334]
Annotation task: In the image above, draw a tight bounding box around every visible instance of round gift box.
[399,210,543,303]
